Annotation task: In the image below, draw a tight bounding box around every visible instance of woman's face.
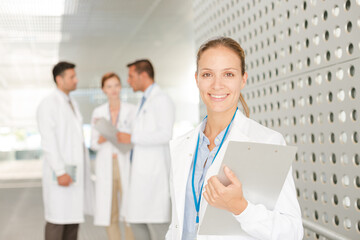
[102,77,121,100]
[196,46,247,114]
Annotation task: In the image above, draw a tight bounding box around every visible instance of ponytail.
[239,93,249,117]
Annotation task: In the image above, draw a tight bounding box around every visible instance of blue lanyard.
[191,108,238,224]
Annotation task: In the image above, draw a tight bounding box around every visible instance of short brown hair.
[127,59,154,80]
[196,37,249,117]
[52,61,75,83]
[101,72,121,88]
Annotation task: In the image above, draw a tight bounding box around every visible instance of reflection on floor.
[0,180,107,240]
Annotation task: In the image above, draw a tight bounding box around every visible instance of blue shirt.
[182,119,227,240]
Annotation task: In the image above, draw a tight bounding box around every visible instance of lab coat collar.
[136,83,160,117]
[54,88,83,135]
[55,87,71,102]
[171,109,250,235]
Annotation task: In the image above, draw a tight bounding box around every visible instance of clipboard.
[198,141,297,236]
[94,117,133,154]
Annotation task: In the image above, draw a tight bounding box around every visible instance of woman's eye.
[225,72,234,77]
[202,73,211,77]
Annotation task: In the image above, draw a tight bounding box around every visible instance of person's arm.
[131,95,175,145]
[165,162,175,239]
[204,166,303,239]
[37,102,72,186]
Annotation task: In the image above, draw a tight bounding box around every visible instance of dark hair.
[196,37,249,117]
[52,61,76,83]
[127,59,154,80]
[101,72,121,88]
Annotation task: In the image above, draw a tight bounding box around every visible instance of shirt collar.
[143,83,155,99]
[199,118,227,147]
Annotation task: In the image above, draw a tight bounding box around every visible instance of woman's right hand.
[98,135,107,144]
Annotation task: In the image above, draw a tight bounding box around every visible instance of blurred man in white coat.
[37,62,93,240]
[117,59,175,240]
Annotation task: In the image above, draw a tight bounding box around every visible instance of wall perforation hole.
[330,133,335,143]
[335,47,343,58]
[347,43,354,54]
[343,196,351,209]
[321,192,328,203]
[356,198,360,211]
[355,176,360,188]
[328,92,333,103]
[313,192,318,202]
[324,30,330,41]
[326,71,332,82]
[333,194,339,205]
[337,89,345,102]
[353,132,359,143]
[344,218,352,230]
[313,34,320,45]
[322,212,329,224]
[314,210,319,220]
[316,93,323,104]
[346,21,352,33]
[340,132,347,144]
[342,175,350,187]
[334,25,341,37]
[354,154,359,166]
[332,174,338,185]
[329,112,334,123]
[312,172,317,182]
[317,113,324,124]
[332,5,340,17]
[349,65,355,77]
[331,153,337,164]
[321,172,327,183]
[339,110,346,123]
[341,153,349,165]
[319,133,325,144]
[322,10,328,20]
[345,0,351,11]
[336,68,344,80]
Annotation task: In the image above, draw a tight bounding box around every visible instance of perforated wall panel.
[193,0,360,239]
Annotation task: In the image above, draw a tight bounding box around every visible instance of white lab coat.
[37,89,94,224]
[166,109,303,240]
[125,84,175,223]
[90,102,136,226]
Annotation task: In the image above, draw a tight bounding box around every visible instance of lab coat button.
[175,225,178,228]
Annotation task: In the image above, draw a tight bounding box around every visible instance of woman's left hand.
[203,166,248,215]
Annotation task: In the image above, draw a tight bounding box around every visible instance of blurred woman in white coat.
[91,73,136,240]
[166,37,303,240]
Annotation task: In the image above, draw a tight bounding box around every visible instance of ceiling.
[0,0,195,90]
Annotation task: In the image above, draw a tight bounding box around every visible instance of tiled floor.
[0,180,107,240]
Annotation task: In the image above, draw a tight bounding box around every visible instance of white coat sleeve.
[165,153,176,240]
[234,167,303,239]
[131,95,175,145]
[90,109,101,151]
[37,102,65,176]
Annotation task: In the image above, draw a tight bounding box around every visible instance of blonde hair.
[196,37,249,117]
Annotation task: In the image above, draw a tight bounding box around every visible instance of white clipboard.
[198,141,297,236]
[94,117,133,154]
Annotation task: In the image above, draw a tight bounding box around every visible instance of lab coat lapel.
[136,84,159,118]
[54,90,83,137]
[171,125,201,230]
[198,110,250,224]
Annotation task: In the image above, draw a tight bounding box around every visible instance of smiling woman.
[165,37,303,240]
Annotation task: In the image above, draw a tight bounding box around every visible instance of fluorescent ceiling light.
[0,0,66,17]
